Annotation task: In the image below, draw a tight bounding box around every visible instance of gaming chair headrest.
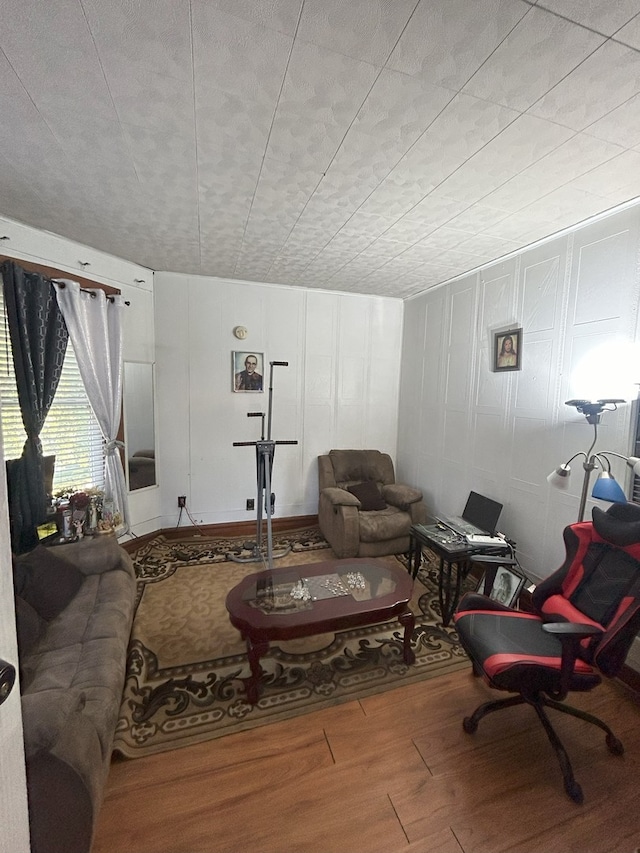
[592,503,640,546]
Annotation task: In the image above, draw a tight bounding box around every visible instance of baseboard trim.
[120,515,319,554]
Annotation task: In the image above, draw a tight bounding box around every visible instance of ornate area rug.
[113,528,470,758]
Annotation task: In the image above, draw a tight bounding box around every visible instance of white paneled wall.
[398,206,640,583]
[154,273,403,529]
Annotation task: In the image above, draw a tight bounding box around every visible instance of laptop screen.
[462,491,503,535]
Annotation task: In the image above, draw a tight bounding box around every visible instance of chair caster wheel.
[566,780,583,804]
[463,716,477,734]
[606,734,624,755]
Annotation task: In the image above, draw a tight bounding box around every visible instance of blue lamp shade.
[591,472,628,505]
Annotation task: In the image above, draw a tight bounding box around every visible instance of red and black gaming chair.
[454,503,640,803]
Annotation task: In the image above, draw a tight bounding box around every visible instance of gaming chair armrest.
[542,622,603,699]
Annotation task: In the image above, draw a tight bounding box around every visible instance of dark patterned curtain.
[1,260,68,552]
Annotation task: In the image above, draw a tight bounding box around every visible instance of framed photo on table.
[493,327,522,372]
[477,564,526,608]
[232,351,264,392]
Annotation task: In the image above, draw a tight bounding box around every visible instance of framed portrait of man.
[493,327,522,372]
[232,351,264,392]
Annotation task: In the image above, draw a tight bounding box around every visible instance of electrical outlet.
[178,495,186,508]
[246,498,254,511]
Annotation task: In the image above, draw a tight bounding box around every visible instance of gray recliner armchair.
[318,449,428,559]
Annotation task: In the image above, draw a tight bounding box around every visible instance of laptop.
[436,491,503,538]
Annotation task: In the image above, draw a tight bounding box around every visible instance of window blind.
[0,285,104,494]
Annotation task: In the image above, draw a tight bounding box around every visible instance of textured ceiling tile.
[195,88,274,166]
[387,0,529,89]
[267,40,378,171]
[83,0,193,81]
[381,217,438,244]
[2,0,640,297]
[418,227,470,252]
[463,6,605,111]
[204,0,302,36]
[341,209,399,239]
[519,132,623,185]
[320,133,395,201]
[243,157,322,238]
[402,192,471,225]
[457,233,520,257]
[297,0,417,65]
[484,215,559,243]
[529,41,640,130]
[106,65,195,133]
[322,231,376,254]
[586,94,640,148]
[435,114,574,202]
[446,204,510,235]
[520,184,612,222]
[359,237,413,259]
[480,174,557,212]
[615,14,640,50]
[388,94,521,193]
[192,2,293,108]
[537,0,640,35]
[570,150,640,200]
[1,0,118,126]
[352,69,455,143]
[123,122,196,183]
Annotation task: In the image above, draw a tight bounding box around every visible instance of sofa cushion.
[21,688,86,758]
[15,595,46,657]
[50,534,124,575]
[382,483,423,510]
[359,505,411,542]
[329,449,394,486]
[16,545,84,621]
[347,481,387,511]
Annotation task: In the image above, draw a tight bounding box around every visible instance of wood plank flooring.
[92,669,640,853]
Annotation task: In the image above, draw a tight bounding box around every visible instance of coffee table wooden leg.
[398,607,415,664]
[245,636,269,704]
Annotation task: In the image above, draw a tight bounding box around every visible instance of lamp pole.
[578,456,597,523]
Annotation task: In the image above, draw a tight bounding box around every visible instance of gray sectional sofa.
[13,534,135,853]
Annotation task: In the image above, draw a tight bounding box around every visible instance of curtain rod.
[55,280,130,306]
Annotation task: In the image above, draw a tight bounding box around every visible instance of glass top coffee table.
[225,557,415,704]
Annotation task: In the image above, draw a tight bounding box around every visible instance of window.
[0,288,104,494]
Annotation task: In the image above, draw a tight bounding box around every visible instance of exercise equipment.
[231,361,297,568]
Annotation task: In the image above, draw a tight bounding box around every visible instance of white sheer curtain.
[53,278,129,530]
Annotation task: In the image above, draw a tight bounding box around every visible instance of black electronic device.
[436,491,503,537]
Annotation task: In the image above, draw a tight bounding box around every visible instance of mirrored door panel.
[124,361,156,490]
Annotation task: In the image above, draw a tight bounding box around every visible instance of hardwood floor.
[93,669,640,853]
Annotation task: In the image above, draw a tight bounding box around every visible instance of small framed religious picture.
[493,327,522,372]
[476,564,526,609]
[232,351,264,392]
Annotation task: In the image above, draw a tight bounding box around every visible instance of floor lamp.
[547,399,640,522]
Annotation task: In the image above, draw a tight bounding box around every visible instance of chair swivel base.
[462,692,624,804]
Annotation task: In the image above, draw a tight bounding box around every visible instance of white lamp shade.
[547,464,571,489]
